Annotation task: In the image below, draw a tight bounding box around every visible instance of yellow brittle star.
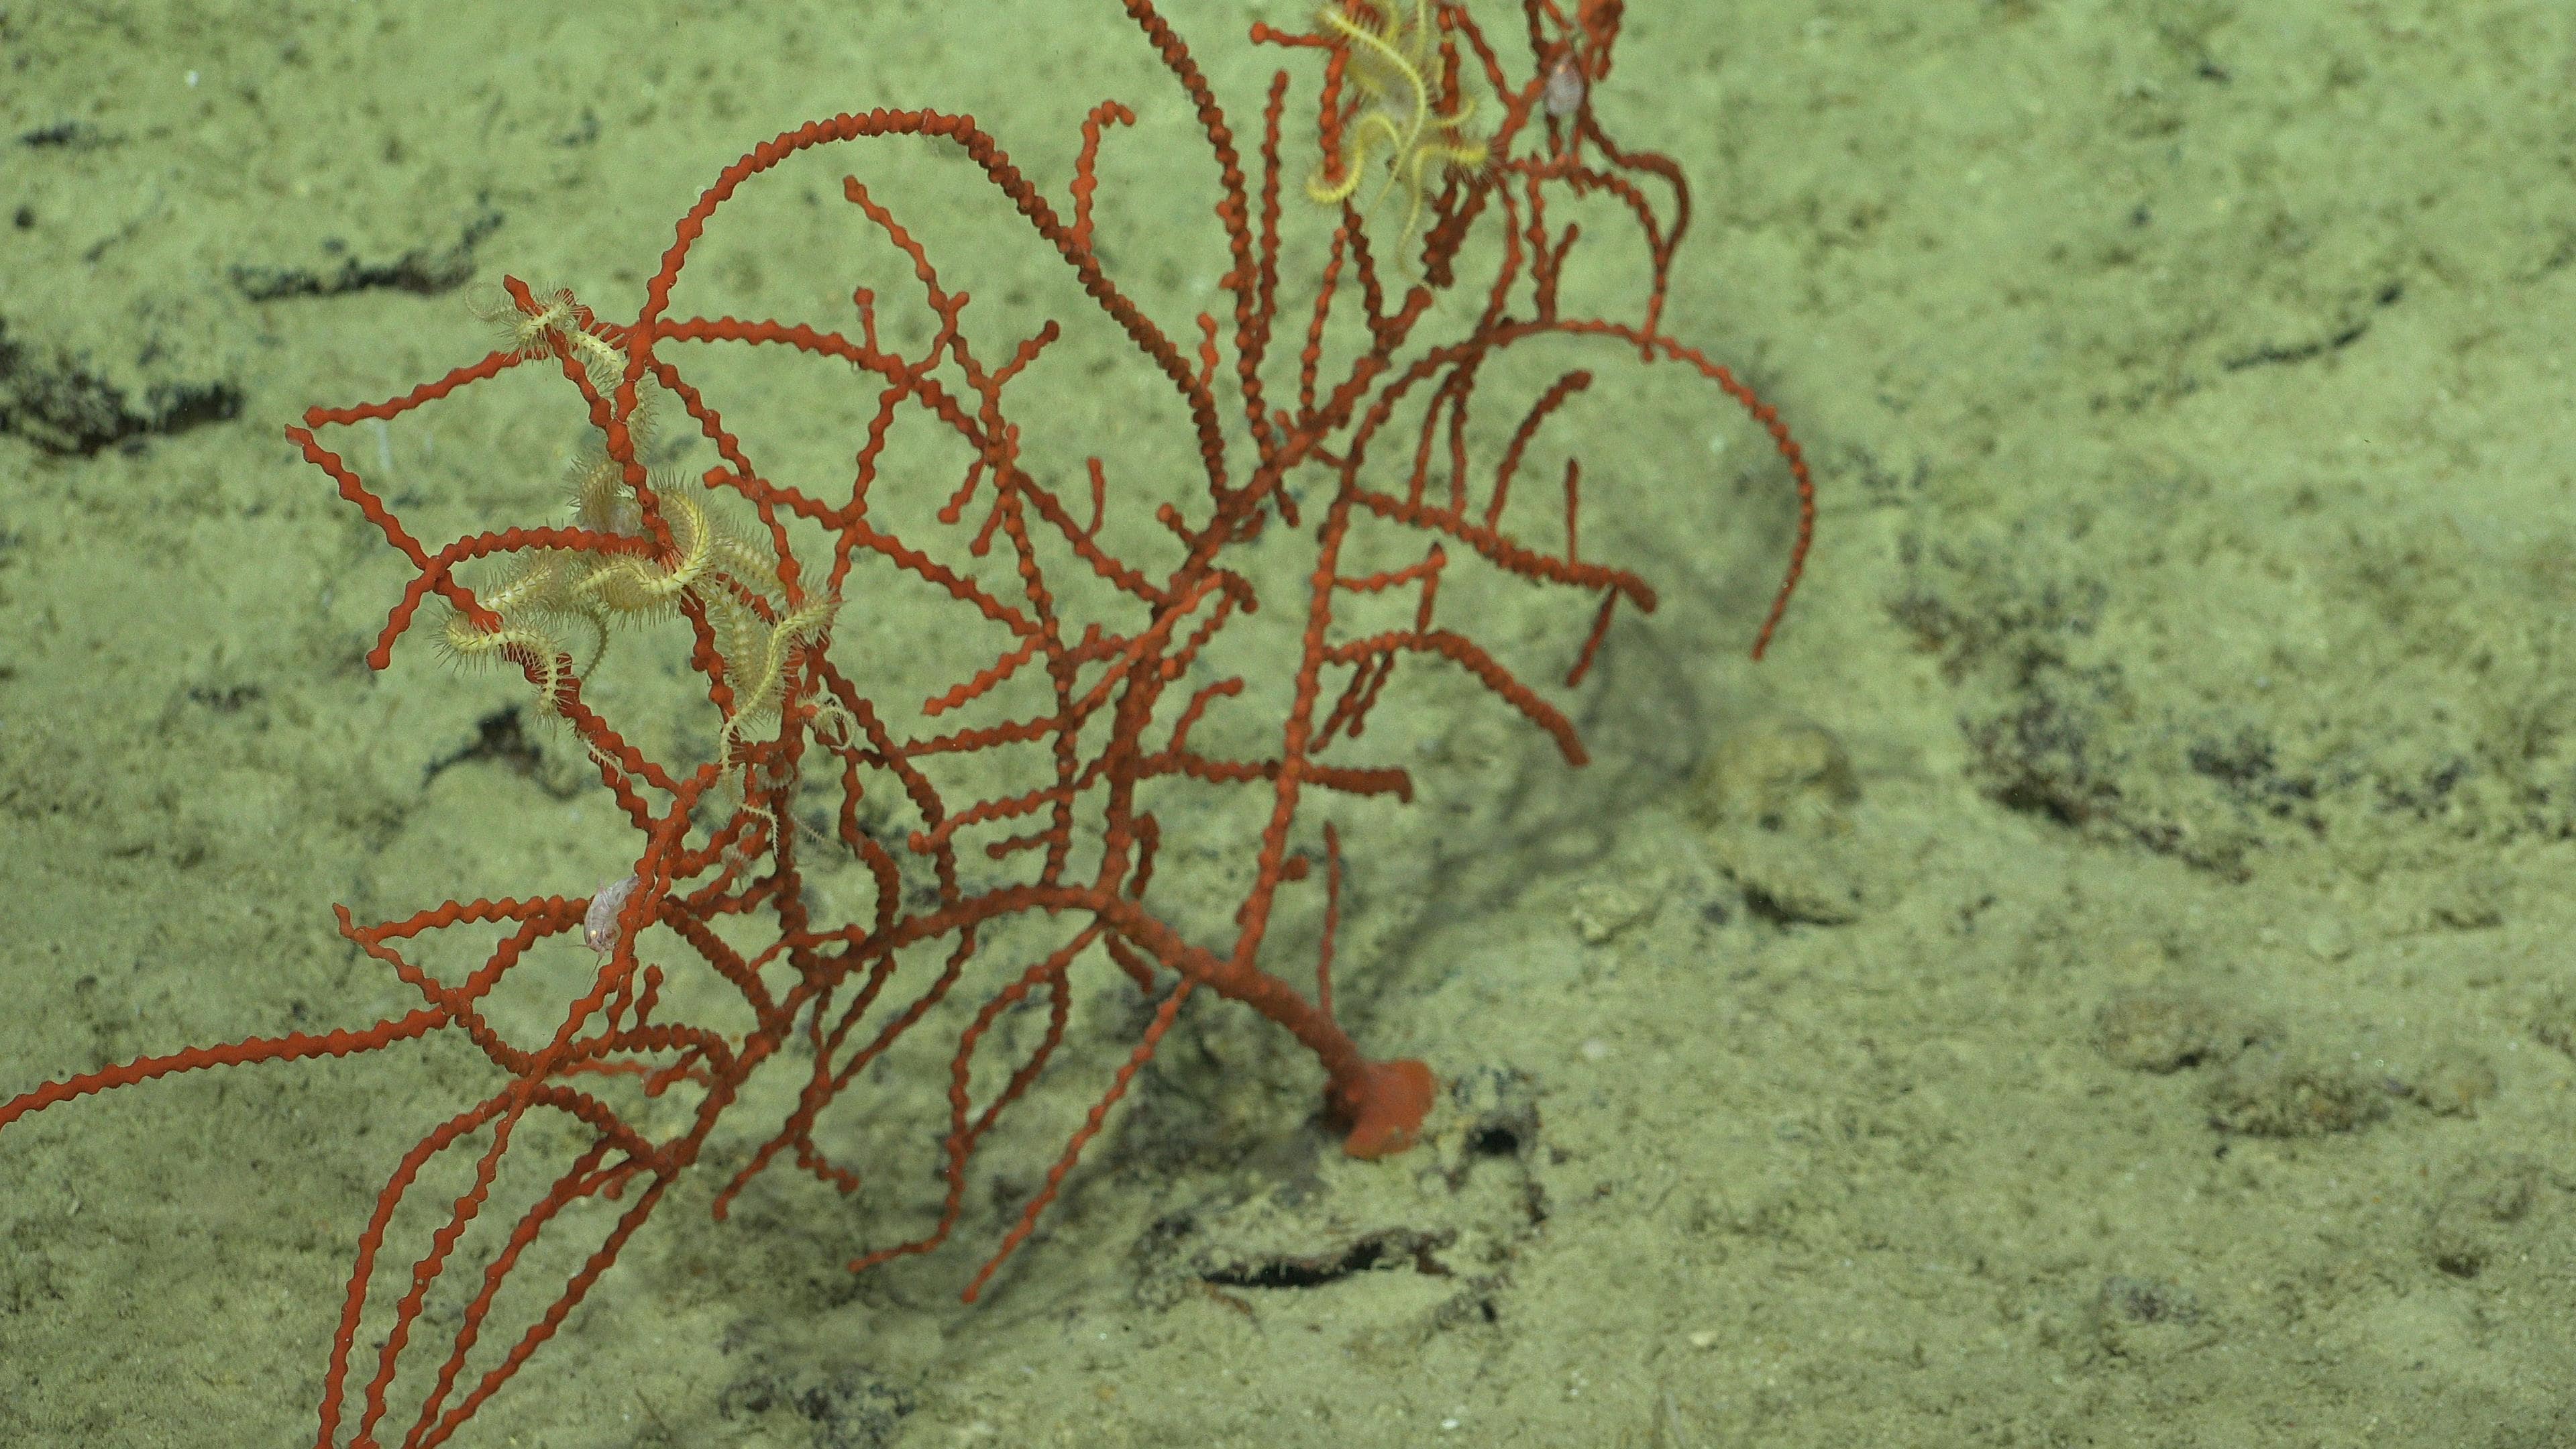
[439,298,835,773]
[1306,0,1488,246]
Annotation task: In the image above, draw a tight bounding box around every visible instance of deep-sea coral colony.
[0,2,1811,1444]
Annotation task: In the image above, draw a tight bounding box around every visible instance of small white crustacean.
[583,874,643,958]
[1542,47,1587,119]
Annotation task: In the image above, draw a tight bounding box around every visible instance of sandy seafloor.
[5,1,2576,1446]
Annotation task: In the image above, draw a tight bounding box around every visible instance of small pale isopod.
[1543,50,1587,118]
[584,874,642,957]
